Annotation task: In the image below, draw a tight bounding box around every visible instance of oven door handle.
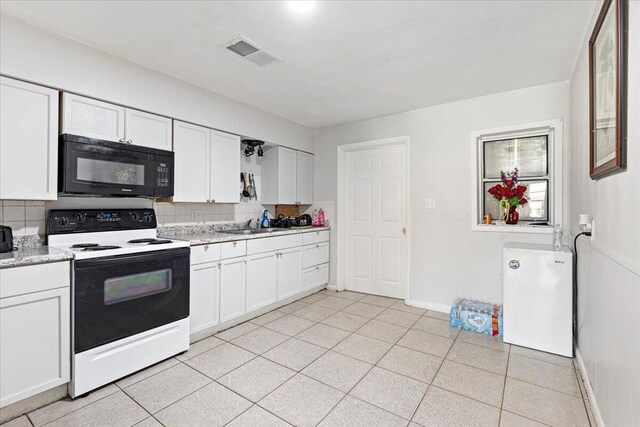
[74,247,190,269]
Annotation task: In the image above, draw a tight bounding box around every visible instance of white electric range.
[47,209,190,397]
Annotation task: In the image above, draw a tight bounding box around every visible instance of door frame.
[336,135,411,301]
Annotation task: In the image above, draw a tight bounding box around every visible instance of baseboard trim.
[326,283,337,291]
[406,299,451,314]
[575,348,604,427]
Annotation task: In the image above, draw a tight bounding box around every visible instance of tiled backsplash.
[0,200,47,235]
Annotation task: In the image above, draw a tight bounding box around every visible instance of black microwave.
[59,134,174,198]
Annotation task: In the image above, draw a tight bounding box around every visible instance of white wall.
[0,14,313,152]
[315,82,570,307]
[569,2,640,425]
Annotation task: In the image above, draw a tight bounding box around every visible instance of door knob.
[402,228,406,235]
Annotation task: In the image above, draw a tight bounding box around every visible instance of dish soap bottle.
[260,209,269,229]
[318,208,325,227]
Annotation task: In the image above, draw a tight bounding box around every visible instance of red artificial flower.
[519,197,528,205]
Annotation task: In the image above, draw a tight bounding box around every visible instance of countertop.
[0,246,73,269]
[160,226,331,246]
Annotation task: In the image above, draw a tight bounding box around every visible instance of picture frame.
[589,0,628,180]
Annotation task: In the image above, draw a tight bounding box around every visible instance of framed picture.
[589,0,628,180]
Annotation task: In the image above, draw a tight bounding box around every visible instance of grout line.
[498,341,512,425]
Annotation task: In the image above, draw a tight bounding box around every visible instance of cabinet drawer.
[247,234,303,255]
[0,262,70,299]
[302,242,329,269]
[190,244,221,265]
[302,263,329,290]
[302,230,329,245]
[220,240,246,259]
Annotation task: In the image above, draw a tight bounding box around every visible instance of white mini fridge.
[503,243,573,357]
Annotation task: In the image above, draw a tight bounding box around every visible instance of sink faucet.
[246,219,253,229]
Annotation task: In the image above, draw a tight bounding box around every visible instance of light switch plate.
[425,199,436,209]
[191,209,203,222]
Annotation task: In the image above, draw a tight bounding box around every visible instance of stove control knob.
[143,215,153,223]
[56,217,69,227]
[74,214,86,224]
[130,212,140,221]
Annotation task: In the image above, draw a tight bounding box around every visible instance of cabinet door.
[277,147,298,204]
[125,108,172,150]
[173,121,210,202]
[297,151,313,205]
[277,246,302,300]
[0,77,59,200]
[62,93,125,142]
[219,257,246,323]
[246,251,278,312]
[189,262,219,334]
[210,130,240,203]
[0,287,70,407]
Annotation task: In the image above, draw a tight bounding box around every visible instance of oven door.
[60,138,159,197]
[73,248,189,353]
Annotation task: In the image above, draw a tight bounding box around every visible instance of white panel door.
[297,151,313,205]
[344,144,406,298]
[0,287,70,407]
[172,121,209,202]
[124,108,172,150]
[277,246,302,300]
[246,251,278,312]
[62,93,125,142]
[0,77,59,200]
[210,130,240,203]
[277,147,298,204]
[219,257,246,323]
[189,262,219,334]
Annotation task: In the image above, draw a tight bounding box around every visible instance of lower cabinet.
[277,246,303,300]
[219,257,246,323]
[246,251,278,312]
[0,262,70,408]
[190,262,220,334]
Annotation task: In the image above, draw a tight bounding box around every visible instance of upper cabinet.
[173,121,240,203]
[62,93,171,150]
[262,146,313,205]
[210,130,241,203]
[124,108,172,151]
[0,77,59,200]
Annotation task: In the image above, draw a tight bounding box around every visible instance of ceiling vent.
[223,36,281,66]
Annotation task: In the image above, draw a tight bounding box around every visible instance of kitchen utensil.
[297,214,312,226]
[241,173,250,198]
[248,173,257,199]
[0,225,14,253]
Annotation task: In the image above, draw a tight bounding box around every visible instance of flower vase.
[505,206,519,224]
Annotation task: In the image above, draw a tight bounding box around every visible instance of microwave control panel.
[157,163,171,187]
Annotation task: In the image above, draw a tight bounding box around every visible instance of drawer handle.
[233,242,238,247]
[316,266,320,270]
[218,262,222,267]
[316,244,320,248]
[204,245,209,251]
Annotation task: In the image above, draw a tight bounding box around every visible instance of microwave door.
[62,141,156,197]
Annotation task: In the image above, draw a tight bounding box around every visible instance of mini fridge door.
[503,243,573,357]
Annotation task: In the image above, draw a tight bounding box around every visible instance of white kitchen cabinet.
[246,251,278,312]
[210,130,240,203]
[189,262,220,334]
[277,246,302,300]
[262,146,313,205]
[173,121,210,203]
[219,257,246,323]
[297,151,313,205]
[0,262,70,408]
[303,264,330,290]
[125,108,172,150]
[62,93,125,142]
[0,77,59,201]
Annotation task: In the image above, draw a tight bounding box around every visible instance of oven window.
[77,157,145,186]
[104,269,172,305]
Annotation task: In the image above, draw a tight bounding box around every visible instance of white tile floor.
[3,289,594,427]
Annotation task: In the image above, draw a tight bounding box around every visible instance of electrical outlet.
[191,209,203,222]
[425,199,436,209]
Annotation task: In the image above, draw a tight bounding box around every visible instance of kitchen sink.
[220,228,277,235]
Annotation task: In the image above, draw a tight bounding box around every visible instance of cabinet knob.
[204,245,209,251]
[211,199,216,203]
[119,138,126,143]
[218,262,222,267]
[126,139,133,144]
[233,241,237,247]
[316,244,320,248]
[316,266,319,270]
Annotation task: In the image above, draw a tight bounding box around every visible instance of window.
[471,120,563,233]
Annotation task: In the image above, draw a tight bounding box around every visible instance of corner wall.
[314,81,570,307]
[568,1,640,425]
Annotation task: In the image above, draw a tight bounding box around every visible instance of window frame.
[470,119,564,234]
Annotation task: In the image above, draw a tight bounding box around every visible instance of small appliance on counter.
[0,225,14,253]
[297,214,312,227]
[270,214,298,228]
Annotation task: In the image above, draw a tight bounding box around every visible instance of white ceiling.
[0,1,597,128]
